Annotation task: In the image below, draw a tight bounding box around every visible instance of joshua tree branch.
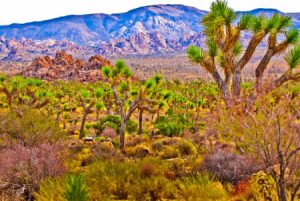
[237,32,266,70]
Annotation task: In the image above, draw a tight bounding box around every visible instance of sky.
[1,0,300,25]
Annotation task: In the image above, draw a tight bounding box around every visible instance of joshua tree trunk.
[120,119,126,150]
[222,85,232,108]
[138,109,143,135]
[96,110,100,121]
[79,100,95,139]
[79,112,87,139]
[232,68,242,98]
[107,108,111,115]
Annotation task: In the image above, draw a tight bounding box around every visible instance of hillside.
[0,5,297,77]
[0,5,299,56]
[0,5,206,45]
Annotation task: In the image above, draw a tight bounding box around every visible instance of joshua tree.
[101,60,141,150]
[99,83,115,115]
[0,74,16,106]
[187,0,300,108]
[0,76,50,111]
[78,87,104,139]
[137,74,162,135]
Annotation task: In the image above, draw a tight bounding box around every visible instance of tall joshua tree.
[187,0,300,108]
[101,60,141,150]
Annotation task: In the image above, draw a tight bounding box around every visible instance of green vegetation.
[0,1,300,201]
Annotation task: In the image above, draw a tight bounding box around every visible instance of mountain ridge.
[0,4,299,59]
[2,4,298,44]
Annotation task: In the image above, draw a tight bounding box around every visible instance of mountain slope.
[0,5,299,57]
[0,4,206,44]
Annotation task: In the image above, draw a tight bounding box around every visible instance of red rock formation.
[86,55,111,70]
[22,51,112,82]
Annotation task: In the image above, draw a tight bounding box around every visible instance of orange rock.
[22,51,112,82]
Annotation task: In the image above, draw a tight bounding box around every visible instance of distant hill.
[0,5,206,45]
[0,5,299,57]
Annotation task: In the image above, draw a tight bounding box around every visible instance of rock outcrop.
[22,51,112,82]
[0,38,87,62]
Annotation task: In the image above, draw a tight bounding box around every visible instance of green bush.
[176,140,197,156]
[94,115,138,135]
[0,108,64,147]
[126,119,138,134]
[155,114,192,136]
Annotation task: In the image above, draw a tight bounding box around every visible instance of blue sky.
[1,0,300,25]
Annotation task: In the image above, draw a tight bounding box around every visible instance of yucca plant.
[64,175,89,201]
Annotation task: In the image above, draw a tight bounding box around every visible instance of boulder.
[22,51,112,82]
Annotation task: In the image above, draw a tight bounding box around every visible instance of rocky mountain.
[0,36,88,62]
[0,5,206,45]
[22,51,112,82]
[0,5,299,58]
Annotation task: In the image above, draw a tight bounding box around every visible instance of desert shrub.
[98,141,115,153]
[176,140,197,156]
[137,157,169,178]
[139,163,156,177]
[249,171,277,201]
[93,115,120,134]
[92,141,116,159]
[167,158,188,177]
[85,160,139,200]
[111,138,120,148]
[126,119,138,134]
[159,146,179,159]
[34,177,65,201]
[106,162,139,199]
[0,143,66,200]
[68,140,85,153]
[125,145,151,158]
[0,108,64,147]
[152,141,164,152]
[101,127,117,139]
[201,150,259,184]
[66,147,93,173]
[176,174,228,201]
[94,115,138,135]
[131,176,174,201]
[131,158,175,201]
[161,137,180,145]
[126,135,149,147]
[83,161,112,200]
[155,114,192,136]
[64,175,89,201]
